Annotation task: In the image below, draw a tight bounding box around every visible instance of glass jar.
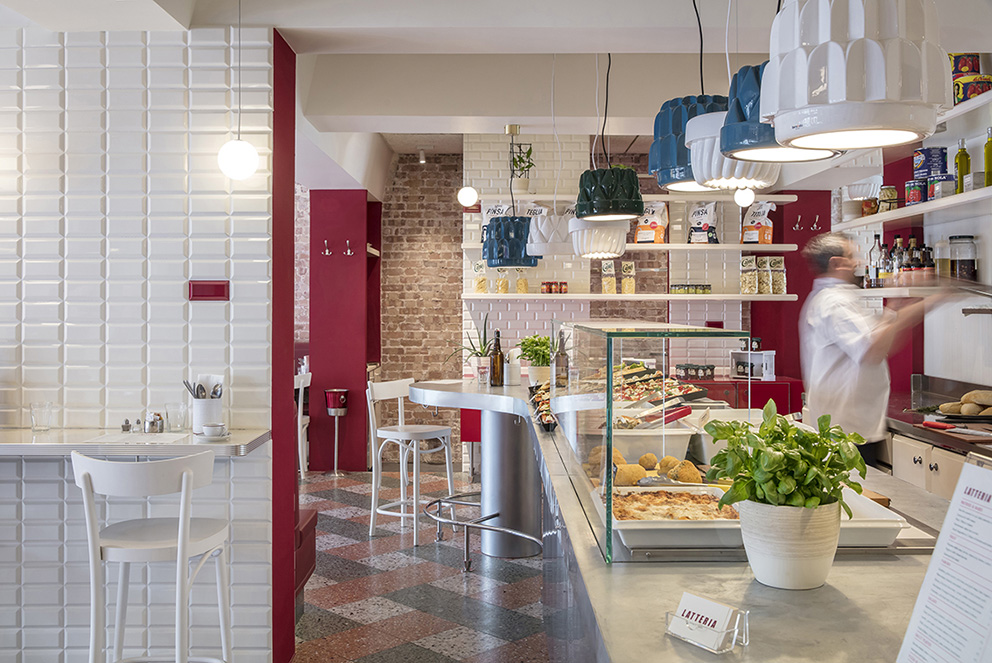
[949,235,978,281]
[934,238,951,279]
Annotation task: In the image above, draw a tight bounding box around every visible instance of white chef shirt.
[799,277,890,441]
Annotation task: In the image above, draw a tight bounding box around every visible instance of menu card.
[898,459,992,663]
[668,592,738,652]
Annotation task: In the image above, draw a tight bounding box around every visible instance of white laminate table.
[0,427,271,456]
[409,380,542,558]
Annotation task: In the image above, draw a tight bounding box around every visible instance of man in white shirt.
[799,233,938,464]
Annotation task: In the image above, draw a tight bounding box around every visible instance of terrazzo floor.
[294,468,552,662]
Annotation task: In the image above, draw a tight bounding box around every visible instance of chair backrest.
[295,372,311,425]
[367,378,414,430]
[71,450,216,497]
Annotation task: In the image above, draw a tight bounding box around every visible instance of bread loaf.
[981,407,992,416]
[939,402,963,414]
[960,403,984,416]
[962,390,992,406]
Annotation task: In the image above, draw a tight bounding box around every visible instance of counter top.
[0,428,271,457]
[887,393,992,459]
[409,380,532,418]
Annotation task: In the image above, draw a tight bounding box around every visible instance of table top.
[409,380,533,418]
[0,428,271,457]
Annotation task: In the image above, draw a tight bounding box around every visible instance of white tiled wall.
[0,26,274,430]
[0,25,274,663]
[2,445,273,663]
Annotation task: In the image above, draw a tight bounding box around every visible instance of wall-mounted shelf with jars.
[833,186,992,233]
[461,293,798,302]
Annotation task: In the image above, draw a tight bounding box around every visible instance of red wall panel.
[310,190,370,471]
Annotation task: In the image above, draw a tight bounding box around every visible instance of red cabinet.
[689,378,804,414]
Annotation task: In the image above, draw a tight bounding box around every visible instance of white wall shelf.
[481,193,798,204]
[852,287,941,299]
[366,244,380,257]
[625,243,798,253]
[832,186,992,233]
[462,293,797,302]
[938,90,992,125]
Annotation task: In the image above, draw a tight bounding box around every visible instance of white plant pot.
[737,499,841,590]
[511,178,531,195]
[528,365,550,387]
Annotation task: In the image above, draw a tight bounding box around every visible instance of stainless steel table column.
[480,410,542,557]
[408,381,542,558]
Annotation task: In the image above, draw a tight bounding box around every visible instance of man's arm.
[862,295,942,364]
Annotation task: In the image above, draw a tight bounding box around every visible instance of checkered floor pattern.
[294,469,551,662]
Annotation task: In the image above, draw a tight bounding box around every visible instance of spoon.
[210,383,223,399]
[195,383,207,399]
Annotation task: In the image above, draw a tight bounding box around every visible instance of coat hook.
[343,240,355,256]
[810,215,822,231]
[792,214,803,232]
[323,239,332,256]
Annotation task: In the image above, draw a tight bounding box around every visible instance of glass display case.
[549,319,753,563]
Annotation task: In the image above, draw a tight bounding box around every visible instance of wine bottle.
[552,329,569,390]
[489,330,505,387]
[985,127,992,188]
[955,138,971,194]
[867,234,882,288]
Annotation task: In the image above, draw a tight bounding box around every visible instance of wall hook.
[810,215,822,231]
[792,215,803,232]
[343,240,355,256]
[323,239,332,256]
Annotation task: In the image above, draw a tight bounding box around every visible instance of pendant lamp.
[847,174,883,200]
[721,62,840,163]
[218,0,259,180]
[568,216,628,260]
[651,96,727,192]
[761,0,952,151]
[575,166,644,221]
[685,112,781,190]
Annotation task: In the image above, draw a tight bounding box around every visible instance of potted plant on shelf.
[446,313,493,377]
[511,145,535,195]
[705,401,867,590]
[517,334,551,386]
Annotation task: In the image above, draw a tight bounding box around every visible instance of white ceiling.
[380,134,464,154]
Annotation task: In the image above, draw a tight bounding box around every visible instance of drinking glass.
[166,402,188,432]
[30,402,53,432]
[477,365,490,387]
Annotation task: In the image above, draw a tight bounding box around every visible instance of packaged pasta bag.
[602,260,617,295]
[740,256,758,295]
[770,256,787,294]
[634,204,670,244]
[741,201,776,244]
[495,268,510,294]
[621,261,636,294]
[756,256,772,294]
[688,201,719,243]
[473,261,488,294]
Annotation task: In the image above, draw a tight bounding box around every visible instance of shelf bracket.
[962,308,992,316]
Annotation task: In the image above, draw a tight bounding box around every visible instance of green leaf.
[718,478,753,509]
[818,414,832,436]
[777,475,797,495]
[804,495,821,508]
[840,499,853,519]
[786,492,805,507]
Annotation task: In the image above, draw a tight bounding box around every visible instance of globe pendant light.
[685,111,781,190]
[761,0,952,151]
[218,0,259,180]
[721,62,840,163]
[651,96,728,192]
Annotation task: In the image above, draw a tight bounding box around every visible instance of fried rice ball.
[614,463,647,486]
[667,460,702,484]
[638,453,658,470]
[655,455,681,474]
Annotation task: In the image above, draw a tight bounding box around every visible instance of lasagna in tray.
[611,491,739,521]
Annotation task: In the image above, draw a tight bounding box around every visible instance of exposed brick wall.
[295,182,310,343]
[380,153,464,464]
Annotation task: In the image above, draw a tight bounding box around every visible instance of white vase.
[528,365,550,387]
[737,499,841,590]
[511,178,531,195]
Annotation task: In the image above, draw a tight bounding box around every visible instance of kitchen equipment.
[195,383,207,399]
[166,402,188,432]
[143,413,165,433]
[210,383,223,399]
[325,388,348,476]
[192,398,222,435]
[201,423,227,437]
[950,235,978,281]
[30,402,54,432]
[922,421,992,437]
[183,380,196,397]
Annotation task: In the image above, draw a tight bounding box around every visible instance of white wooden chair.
[367,378,455,546]
[295,372,312,475]
[70,449,231,663]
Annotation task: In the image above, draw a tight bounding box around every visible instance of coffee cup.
[201,423,227,437]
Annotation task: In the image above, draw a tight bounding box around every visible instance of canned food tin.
[559,281,568,294]
[905,179,926,206]
[954,73,992,105]
[949,53,981,75]
[927,173,956,200]
[913,147,947,180]
[549,281,560,294]
[540,281,549,294]
[879,185,899,212]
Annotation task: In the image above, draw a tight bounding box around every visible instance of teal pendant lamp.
[651,95,727,191]
[720,62,840,163]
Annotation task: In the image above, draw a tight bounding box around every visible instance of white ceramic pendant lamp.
[686,111,782,191]
[761,0,952,151]
[218,0,259,180]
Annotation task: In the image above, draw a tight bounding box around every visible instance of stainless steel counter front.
[0,428,271,456]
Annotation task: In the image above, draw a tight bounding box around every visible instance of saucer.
[194,431,231,443]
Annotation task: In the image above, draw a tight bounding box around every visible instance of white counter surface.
[0,427,271,456]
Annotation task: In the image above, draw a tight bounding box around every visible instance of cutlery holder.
[192,398,223,434]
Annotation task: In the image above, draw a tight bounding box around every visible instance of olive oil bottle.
[955,138,971,194]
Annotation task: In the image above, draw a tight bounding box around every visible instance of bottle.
[879,243,893,287]
[867,234,883,288]
[907,237,922,286]
[489,330,505,387]
[921,246,935,283]
[552,329,569,390]
[955,138,971,194]
[891,235,905,275]
[934,237,951,279]
[985,127,992,188]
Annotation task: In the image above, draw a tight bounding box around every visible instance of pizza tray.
[591,486,909,551]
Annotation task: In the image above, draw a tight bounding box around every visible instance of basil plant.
[705,400,868,518]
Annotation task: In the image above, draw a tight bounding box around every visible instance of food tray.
[938,414,992,423]
[591,486,910,551]
[609,415,695,462]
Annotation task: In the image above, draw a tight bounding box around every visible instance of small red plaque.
[704,321,725,329]
[188,280,230,301]
[462,202,482,214]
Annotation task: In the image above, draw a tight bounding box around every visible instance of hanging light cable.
[218,0,259,180]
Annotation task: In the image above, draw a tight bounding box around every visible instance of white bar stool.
[367,378,455,546]
[71,450,232,663]
[295,372,312,476]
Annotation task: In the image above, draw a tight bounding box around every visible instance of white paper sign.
[898,460,992,663]
[668,592,737,652]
